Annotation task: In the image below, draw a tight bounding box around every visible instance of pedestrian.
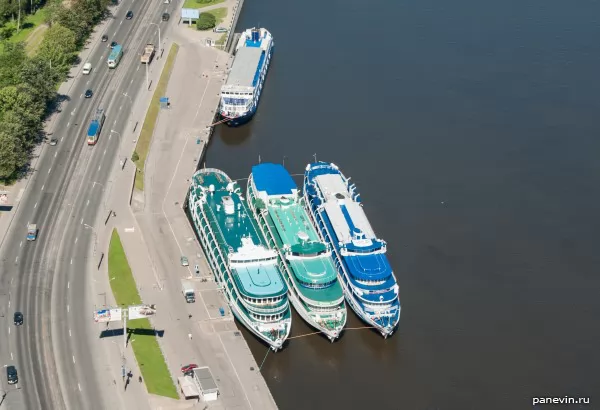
[188,314,192,319]
[188,333,192,340]
[138,376,142,383]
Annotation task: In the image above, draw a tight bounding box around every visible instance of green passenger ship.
[247,163,347,341]
[188,168,291,351]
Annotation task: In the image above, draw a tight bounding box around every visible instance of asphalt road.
[0,0,178,408]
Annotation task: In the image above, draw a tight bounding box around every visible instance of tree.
[0,42,28,88]
[131,151,139,162]
[20,56,62,104]
[196,13,216,31]
[37,23,78,70]
[0,127,28,180]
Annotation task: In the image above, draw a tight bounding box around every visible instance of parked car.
[14,312,23,326]
[213,27,228,33]
[125,10,133,19]
[181,364,198,376]
[110,41,118,49]
[101,34,108,42]
[162,12,170,21]
[180,256,189,266]
[6,365,18,384]
[84,89,93,98]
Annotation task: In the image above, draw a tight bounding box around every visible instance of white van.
[82,63,92,75]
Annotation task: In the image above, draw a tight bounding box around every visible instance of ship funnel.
[251,28,260,42]
[209,184,215,195]
[226,182,234,193]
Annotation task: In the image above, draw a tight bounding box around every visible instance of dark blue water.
[206,0,600,408]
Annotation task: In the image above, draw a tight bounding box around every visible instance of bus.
[87,108,105,145]
[107,45,123,68]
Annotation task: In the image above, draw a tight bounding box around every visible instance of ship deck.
[225,47,264,88]
[191,170,286,298]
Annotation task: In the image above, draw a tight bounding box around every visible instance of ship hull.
[188,168,291,351]
[247,174,346,341]
[219,42,274,127]
[303,163,401,337]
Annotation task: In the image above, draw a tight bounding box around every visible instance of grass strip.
[108,230,178,399]
[133,43,179,191]
[182,0,225,9]
[207,7,228,25]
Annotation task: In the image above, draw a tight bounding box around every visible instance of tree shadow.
[99,327,165,339]
[21,22,34,30]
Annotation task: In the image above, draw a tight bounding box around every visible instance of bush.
[196,13,216,30]
[196,0,213,3]
[131,150,139,162]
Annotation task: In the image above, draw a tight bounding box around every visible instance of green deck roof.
[190,170,286,297]
[265,197,343,303]
[191,171,264,252]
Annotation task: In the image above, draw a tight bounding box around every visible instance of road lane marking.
[113,119,117,126]
[34,202,37,208]
[78,383,82,392]
[67,305,70,312]
[55,152,58,158]
[48,168,51,174]
[75,237,78,244]
[80,218,83,224]
[10,352,13,360]
[69,329,72,337]
[87,199,90,206]
[103,149,107,156]
[98,165,102,171]
[41,184,44,191]
[20,241,22,247]
[119,105,122,110]
[71,258,73,264]
[71,109,76,115]
[72,355,76,364]
[67,122,70,126]
[68,281,70,289]
[8,301,10,308]
[8,327,10,335]
[15,256,18,263]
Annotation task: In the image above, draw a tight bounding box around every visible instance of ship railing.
[204,203,233,257]
[247,176,299,301]
[197,205,231,277]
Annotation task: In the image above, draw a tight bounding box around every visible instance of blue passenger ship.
[219,28,274,126]
[188,168,291,350]
[303,162,401,337]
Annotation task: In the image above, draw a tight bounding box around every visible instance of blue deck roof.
[252,163,297,196]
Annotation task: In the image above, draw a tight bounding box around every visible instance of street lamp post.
[122,93,134,122]
[149,23,162,54]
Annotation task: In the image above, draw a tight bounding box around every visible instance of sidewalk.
[95,22,277,410]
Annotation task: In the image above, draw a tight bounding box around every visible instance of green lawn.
[207,7,228,25]
[0,8,48,54]
[108,230,179,399]
[182,0,224,9]
[215,32,227,47]
[133,43,179,191]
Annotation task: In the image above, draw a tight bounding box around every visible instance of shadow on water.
[215,123,253,146]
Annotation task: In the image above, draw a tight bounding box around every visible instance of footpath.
[90,11,277,410]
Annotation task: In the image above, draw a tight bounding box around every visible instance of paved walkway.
[91,17,277,410]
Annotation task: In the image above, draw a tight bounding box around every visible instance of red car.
[181,364,198,375]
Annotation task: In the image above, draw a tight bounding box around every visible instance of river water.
[205,0,600,408]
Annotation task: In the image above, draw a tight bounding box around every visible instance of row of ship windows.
[298,279,337,289]
[222,92,252,96]
[223,98,248,106]
[251,313,284,322]
[349,274,391,286]
[244,295,284,304]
